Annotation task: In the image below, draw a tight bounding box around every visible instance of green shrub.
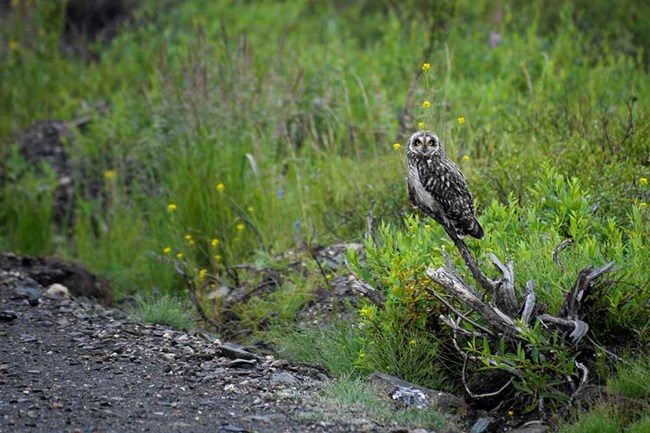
[129,294,195,330]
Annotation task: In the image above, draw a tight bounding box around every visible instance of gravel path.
[0,283,391,433]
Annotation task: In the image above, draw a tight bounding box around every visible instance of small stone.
[509,422,550,433]
[0,310,18,322]
[45,284,70,300]
[269,372,299,386]
[219,343,258,360]
[10,286,42,301]
[228,358,257,368]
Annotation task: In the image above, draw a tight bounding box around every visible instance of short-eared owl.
[406,130,484,239]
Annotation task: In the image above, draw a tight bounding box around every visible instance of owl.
[406,130,484,239]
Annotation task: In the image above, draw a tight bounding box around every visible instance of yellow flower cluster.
[104,170,116,180]
[641,177,648,185]
[463,155,470,162]
[422,101,431,109]
[393,143,401,151]
[163,247,172,254]
[185,234,195,245]
[176,252,184,259]
[211,238,219,247]
[418,122,425,129]
[167,203,177,213]
[198,269,207,280]
[236,223,245,231]
[457,116,465,125]
[422,63,431,71]
[216,182,225,192]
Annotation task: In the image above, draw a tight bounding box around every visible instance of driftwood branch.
[426,267,523,336]
[444,227,499,294]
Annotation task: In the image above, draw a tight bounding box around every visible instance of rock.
[0,310,18,322]
[0,253,112,304]
[9,285,42,301]
[228,358,257,369]
[510,422,549,433]
[270,372,299,386]
[367,372,470,415]
[470,417,493,433]
[45,284,70,300]
[392,386,428,409]
[219,343,258,360]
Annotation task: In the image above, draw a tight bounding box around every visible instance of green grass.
[608,356,650,400]
[1,0,649,424]
[270,319,363,377]
[128,294,195,330]
[321,375,447,430]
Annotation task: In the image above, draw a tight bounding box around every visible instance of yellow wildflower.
[163,247,172,255]
[185,234,195,245]
[176,252,184,259]
[640,177,648,185]
[408,340,416,345]
[325,274,332,280]
[214,254,222,261]
[247,206,254,213]
[359,352,365,359]
[167,203,177,213]
[9,41,19,51]
[393,143,401,151]
[422,63,431,71]
[508,410,514,416]
[463,155,470,162]
[198,269,207,280]
[104,170,116,180]
[424,224,431,230]
[418,122,425,129]
[422,101,431,109]
[236,223,245,231]
[210,238,219,247]
[486,247,493,253]
[458,116,465,125]
[216,182,225,193]
[641,202,647,208]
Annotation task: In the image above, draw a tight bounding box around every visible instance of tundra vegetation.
[1,0,648,431]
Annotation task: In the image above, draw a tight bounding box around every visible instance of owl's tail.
[466,218,485,240]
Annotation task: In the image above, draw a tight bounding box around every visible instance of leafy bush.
[129,294,195,330]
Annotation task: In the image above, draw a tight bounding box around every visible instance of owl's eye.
[426,139,434,146]
[414,139,422,146]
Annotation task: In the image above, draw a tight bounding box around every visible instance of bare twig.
[175,261,223,332]
[552,239,573,271]
[425,287,496,337]
[427,267,523,336]
[444,227,499,294]
[365,200,375,243]
[520,280,536,325]
[349,272,386,308]
[489,253,518,315]
[462,355,515,399]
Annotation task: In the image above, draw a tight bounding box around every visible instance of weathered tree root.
[426,226,617,405]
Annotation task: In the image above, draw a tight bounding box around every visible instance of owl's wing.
[422,157,484,238]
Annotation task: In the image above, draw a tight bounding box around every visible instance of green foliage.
[607,355,650,400]
[558,406,650,433]
[270,319,363,377]
[128,294,195,330]
[322,375,446,430]
[0,149,57,254]
[558,406,623,433]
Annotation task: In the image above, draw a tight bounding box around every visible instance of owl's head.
[407,130,441,156]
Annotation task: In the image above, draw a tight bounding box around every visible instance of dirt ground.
[0,273,451,433]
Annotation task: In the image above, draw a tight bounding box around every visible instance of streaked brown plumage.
[406,130,484,239]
